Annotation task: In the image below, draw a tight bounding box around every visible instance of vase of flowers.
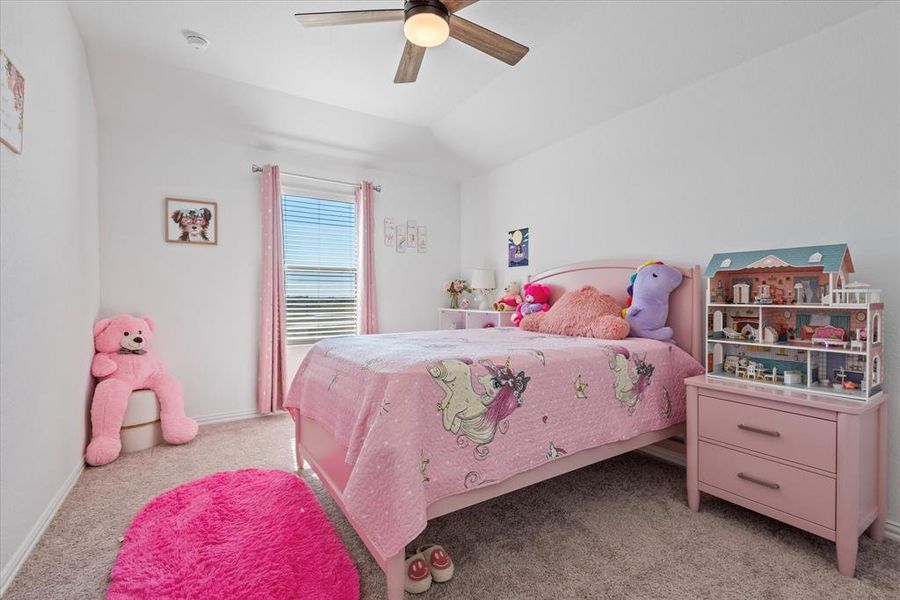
[444,279,471,309]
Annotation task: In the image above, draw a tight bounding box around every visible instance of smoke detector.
[182,30,210,52]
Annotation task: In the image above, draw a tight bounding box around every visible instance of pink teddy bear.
[86,315,197,466]
[512,282,552,326]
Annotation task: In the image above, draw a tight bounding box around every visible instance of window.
[282,193,358,345]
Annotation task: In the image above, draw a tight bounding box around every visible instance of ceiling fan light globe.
[404,11,449,47]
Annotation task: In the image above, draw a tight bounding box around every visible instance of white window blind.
[282,194,358,345]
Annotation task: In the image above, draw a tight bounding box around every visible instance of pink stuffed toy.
[521,285,629,339]
[512,282,552,326]
[86,315,197,466]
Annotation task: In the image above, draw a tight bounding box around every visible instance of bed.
[287,260,703,599]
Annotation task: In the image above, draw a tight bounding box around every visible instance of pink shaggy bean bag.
[86,314,197,466]
[521,285,630,339]
[108,469,359,600]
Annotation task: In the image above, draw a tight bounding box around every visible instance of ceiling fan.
[294,0,529,83]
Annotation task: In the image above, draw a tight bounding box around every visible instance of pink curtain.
[356,181,378,334]
[258,165,287,413]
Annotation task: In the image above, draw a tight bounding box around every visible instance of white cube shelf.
[438,308,514,330]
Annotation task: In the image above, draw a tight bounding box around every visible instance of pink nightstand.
[685,375,889,577]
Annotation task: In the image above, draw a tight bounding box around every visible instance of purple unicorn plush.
[623,261,683,342]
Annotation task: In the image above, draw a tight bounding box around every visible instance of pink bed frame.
[293,260,703,599]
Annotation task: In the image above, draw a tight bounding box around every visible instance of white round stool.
[121,390,163,453]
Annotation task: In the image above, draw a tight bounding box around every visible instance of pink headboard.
[527,260,703,364]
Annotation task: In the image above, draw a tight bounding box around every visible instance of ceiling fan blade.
[295,9,404,27]
[448,15,528,66]
[394,41,426,83]
[442,0,479,12]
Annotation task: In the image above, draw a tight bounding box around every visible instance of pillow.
[521,285,629,339]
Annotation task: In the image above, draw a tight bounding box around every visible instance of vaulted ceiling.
[69,0,881,178]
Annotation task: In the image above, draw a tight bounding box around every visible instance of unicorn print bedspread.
[285,327,703,557]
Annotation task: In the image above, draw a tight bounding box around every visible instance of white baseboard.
[885,519,900,542]
[0,459,85,596]
[636,446,900,543]
[193,408,264,426]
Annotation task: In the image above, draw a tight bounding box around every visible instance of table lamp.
[471,268,496,310]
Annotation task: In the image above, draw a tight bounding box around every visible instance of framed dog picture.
[165,198,217,245]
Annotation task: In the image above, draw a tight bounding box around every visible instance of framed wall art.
[508,227,529,267]
[1,50,25,154]
[395,224,407,253]
[406,220,418,248]
[384,218,395,246]
[417,226,428,253]
[165,198,218,245]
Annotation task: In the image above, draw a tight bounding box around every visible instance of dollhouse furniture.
[685,375,889,577]
[812,325,848,348]
[438,308,514,329]
[704,244,884,402]
[733,283,750,304]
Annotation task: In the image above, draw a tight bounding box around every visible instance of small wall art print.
[166,198,218,245]
[508,228,529,267]
[406,220,418,248]
[417,226,428,253]
[384,218,395,246]
[1,50,25,154]
[396,224,407,253]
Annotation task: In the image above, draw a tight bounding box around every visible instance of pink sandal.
[404,552,432,594]
[417,544,454,583]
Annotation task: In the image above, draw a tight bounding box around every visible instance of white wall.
[0,0,100,587]
[98,129,460,422]
[460,5,900,522]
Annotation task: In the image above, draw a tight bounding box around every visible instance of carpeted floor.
[5,413,898,599]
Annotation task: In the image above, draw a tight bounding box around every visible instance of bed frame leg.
[294,416,304,471]
[384,550,406,600]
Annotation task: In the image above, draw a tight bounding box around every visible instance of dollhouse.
[704,244,884,401]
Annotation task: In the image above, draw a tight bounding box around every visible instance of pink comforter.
[285,328,703,557]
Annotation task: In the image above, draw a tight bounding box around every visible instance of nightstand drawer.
[699,441,835,529]
[699,395,836,472]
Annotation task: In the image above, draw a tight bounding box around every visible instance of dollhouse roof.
[704,244,852,277]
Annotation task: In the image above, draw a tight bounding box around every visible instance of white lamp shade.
[471,268,495,290]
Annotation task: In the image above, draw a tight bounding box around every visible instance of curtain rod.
[251,164,381,193]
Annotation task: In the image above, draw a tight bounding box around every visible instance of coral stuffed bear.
[86,315,197,466]
[521,285,629,339]
[512,283,552,326]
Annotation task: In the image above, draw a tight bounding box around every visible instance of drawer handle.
[737,472,781,490]
[738,423,780,437]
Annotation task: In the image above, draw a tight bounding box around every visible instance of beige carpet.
[4,414,898,599]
